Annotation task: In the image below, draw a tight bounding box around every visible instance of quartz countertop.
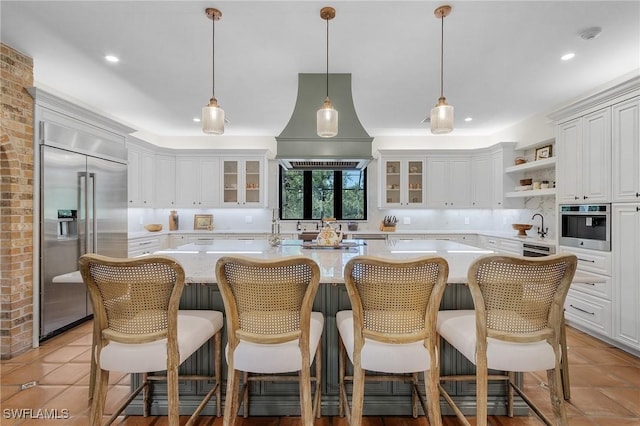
[129,229,557,247]
[154,239,596,285]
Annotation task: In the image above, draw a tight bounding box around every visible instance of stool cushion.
[336,310,431,374]
[100,310,223,373]
[228,312,324,374]
[437,310,556,372]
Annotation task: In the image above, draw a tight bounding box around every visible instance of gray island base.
[127,239,534,418]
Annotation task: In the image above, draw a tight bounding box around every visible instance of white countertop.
[154,239,595,285]
[130,229,556,247]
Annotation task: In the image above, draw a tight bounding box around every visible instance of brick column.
[1,43,35,359]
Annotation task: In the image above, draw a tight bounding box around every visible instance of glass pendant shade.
[317,97,338,138]
[430,97,454,134]
[202,97,225,135]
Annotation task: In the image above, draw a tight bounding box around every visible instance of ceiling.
[2,1,639,140]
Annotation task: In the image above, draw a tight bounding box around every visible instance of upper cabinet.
[612,96,640,202]
[550,75,639,205]
[221,157,266,207]
[127,139,155,207]
[154,153,176,207]
[379,157,426,208]
[470,154,492,208]
[426,156,471,208]
[175,155,220,208]
[491,144,522,209]
[557,108,611,204]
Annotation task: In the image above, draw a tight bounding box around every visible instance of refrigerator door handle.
[78,171,88,255]
[89,172,97,253]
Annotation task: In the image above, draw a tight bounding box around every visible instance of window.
[279,168,367,220]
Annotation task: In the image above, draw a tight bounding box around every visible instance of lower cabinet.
[560,245,614,342]
[612,203,640,352]
[127,235,165,257]
[476,235,522,255]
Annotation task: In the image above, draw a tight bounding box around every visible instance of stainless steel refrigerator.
[40,121,128,340]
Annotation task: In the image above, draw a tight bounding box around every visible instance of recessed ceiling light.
[104,55,119,63]
[561,52,575,61]
[193,117,201,123]
[464,117,472,122]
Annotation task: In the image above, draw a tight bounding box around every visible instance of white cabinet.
[612,97,640,202]
[477,235,522,254]
[128,235,164,257]
[380,158,426,208]
[127,144,155,207]
[221,158,265,207]
[175,156,220,208]
[426,156,471,208]
[612,203,640,351]
[154,153,176,207]
[491,146,522,209]
[470,154,492,208]
[557,108,611,203]
[561,245,613,338]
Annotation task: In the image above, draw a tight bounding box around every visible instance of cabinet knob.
[636,192,640,197]
[637,206,640,212]
[583,195,588,200]
[574,196,579,200]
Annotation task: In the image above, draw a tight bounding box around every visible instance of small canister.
[169,210,179,230]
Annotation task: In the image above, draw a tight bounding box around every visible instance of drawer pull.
[577,258,595,263]
[581,282,596,286]
[138,241,153,246]
[569,304,595,315]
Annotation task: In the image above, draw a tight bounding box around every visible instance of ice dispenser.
[57,209,77,238]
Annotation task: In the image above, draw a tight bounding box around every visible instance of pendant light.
[430,5,454,134]
[202,7,224,135]
[317,7,338,138]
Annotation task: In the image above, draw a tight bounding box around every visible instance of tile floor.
[1,321,639,425]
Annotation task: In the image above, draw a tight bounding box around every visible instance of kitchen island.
[125,239,549,417]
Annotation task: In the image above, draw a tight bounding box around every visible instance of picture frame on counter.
[535,144,552,160]
[194,214,214,230]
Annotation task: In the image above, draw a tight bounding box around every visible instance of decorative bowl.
[512,223,533,237]
[144,224,163,232]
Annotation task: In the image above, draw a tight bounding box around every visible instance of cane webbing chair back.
[215,256,323,426]
[345,256,449,342]
[339,256,449,426]
[80,253,223,426]
[217,255,320,344]
[82,256,183,343]
[468,254,577,343]
[438,253,578,426]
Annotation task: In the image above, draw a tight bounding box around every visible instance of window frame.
[278,168,368,221]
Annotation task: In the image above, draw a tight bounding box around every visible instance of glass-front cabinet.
[221,158,265,207]
[380,157,426,208]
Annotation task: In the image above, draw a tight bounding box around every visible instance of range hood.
[276,73,373,171]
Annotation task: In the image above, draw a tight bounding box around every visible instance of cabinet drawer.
[128,237,161,251]
[560,246,611,275]
[564,290,612,336]
[499,239,523,255]
[570,274,612,300]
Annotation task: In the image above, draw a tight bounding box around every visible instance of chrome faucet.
[531,213,548,238]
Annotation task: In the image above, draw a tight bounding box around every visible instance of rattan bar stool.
[436,253,577,426]
[337,255,450,426]
[215,255,323,426]
[79,254,224,426]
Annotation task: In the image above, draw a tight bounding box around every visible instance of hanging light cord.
[211,15,216,99]
[325,16,330,98]
[439,13,444,99]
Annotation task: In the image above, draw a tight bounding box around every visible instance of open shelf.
[505,188,556,198]
[505,157,556,174]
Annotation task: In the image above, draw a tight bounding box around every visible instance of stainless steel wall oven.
[560,204,611,251]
